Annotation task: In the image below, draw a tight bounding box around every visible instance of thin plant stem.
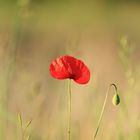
[93,84,118,140]
[68,79,72,140]
[22,119,32,139]
[18,113,24,140]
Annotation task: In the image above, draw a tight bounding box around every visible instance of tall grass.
[0,0,31,139]
[0,1,140,140]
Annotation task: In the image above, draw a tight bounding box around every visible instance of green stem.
[93,84,118,140]
[68,79,72,140]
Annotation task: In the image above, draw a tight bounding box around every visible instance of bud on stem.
[93,83,120,140]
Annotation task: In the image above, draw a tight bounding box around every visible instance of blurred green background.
[0,0,140,140]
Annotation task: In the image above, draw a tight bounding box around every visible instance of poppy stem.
[68,79,72,140]
[93,84,118,140]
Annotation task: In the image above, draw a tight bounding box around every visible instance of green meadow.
[0,0,140,139]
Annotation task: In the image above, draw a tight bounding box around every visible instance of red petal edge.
[49,55,90,84]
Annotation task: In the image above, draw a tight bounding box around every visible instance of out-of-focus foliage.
[0,0,140,140]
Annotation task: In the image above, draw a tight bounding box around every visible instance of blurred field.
[0,0,140,140]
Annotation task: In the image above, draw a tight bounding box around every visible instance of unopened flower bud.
[112,94,120,106]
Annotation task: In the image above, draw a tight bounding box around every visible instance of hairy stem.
[93,84,118,140]
[68,79,72,140]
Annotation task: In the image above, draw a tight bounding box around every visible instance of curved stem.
[93,84,118,140]
[68,79,72,140]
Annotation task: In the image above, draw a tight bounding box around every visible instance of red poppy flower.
[49,55,90,84]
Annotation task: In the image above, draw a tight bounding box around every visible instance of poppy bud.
[112,94,120,106]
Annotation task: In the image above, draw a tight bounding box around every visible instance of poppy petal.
[72,60,90,84]
[49,55,90,84]
[50,58,71,79]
